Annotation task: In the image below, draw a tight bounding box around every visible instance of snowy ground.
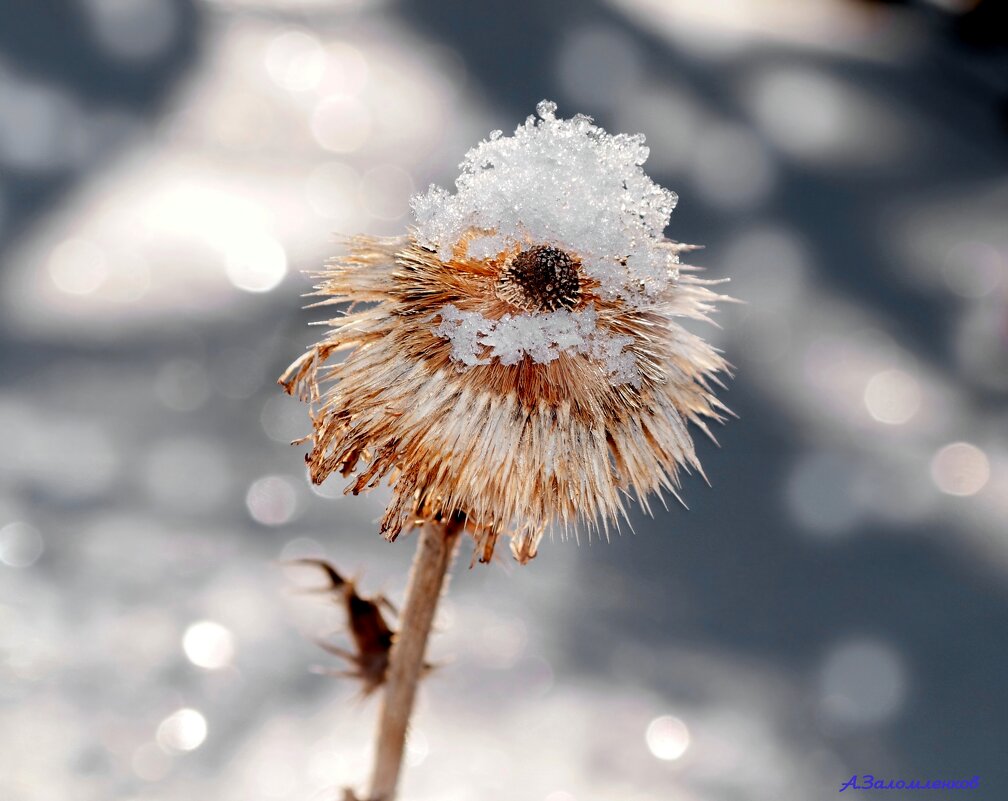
[1,1,1007,799]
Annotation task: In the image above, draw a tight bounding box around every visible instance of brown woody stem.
[365,514,463,801]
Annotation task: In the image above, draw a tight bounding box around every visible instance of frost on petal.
[410,100,680,305]
[433,305,640,385]
[433,304,493,367]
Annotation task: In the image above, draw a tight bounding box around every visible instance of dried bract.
[292,558,396,694]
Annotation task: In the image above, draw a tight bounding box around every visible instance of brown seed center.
[495,245,581,313]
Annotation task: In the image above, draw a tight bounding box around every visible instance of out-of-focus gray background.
[1,1,1006,799]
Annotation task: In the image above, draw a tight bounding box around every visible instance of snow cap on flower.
[411,100,680,304]
[280,101,730,565]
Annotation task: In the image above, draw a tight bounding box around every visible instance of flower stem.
[365,514,463,801]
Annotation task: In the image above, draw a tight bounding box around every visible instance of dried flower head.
[281,101,730,564]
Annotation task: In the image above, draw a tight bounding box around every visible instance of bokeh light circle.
[156,708,207,753]
[930,442,990,497]
[645,715,690,761]
[183,621,235,670]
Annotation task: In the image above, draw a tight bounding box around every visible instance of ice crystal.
[411,100,679,304]
[434,304,638,386]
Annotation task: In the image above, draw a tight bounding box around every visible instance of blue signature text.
[840,775,980,792]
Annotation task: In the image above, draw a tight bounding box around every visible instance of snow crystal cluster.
[411,100,679,303]
[434,304,639,387]
[416,101,679,386]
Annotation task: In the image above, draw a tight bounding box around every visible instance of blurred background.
[1,0,1007,799]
